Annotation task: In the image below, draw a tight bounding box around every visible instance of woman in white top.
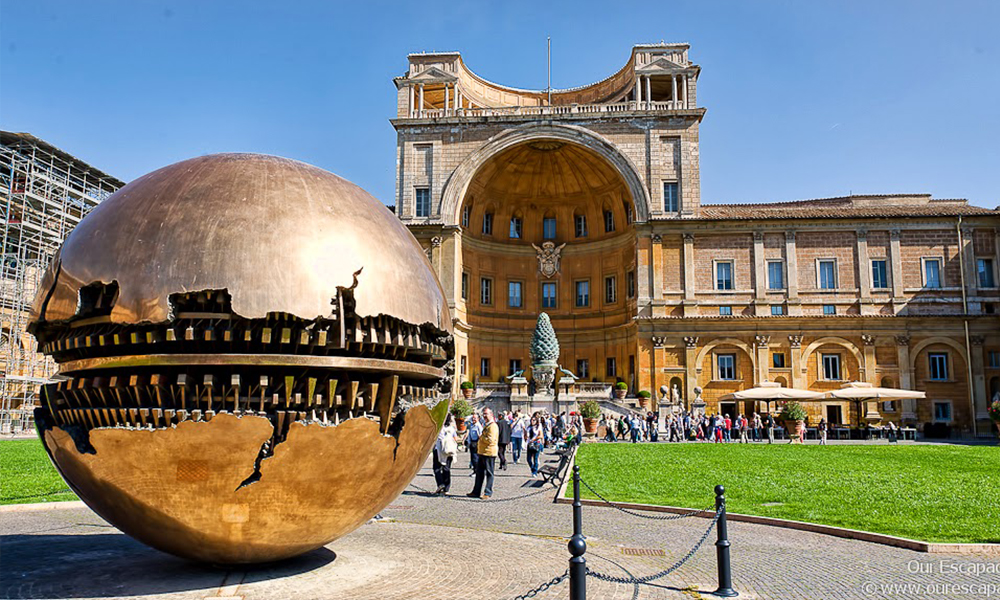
[434,414,459,495]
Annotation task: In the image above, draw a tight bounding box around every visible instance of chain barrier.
[584,506,722,586]
[579,477,713,521]
[510,569,569,600]
[407,480,560,503]
[0,488,72,502]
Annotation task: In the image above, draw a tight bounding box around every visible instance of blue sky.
[2,1,997,207]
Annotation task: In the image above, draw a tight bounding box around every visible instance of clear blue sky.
[2,1,997,208]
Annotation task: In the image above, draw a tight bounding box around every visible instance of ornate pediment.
[407,66,458,84]
[635,56,687,75]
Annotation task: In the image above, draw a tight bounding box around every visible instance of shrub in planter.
[637,390,651,398]
[636,389,652,409]
[779,401,808,443]
[613,381,627,399]
[460,380,475,398]
[579,400,601,433]
[450,398,473,431]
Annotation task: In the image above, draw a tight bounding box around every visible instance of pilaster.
[755,335,770,384]
[683,336,699,409]
[788,335,803,388]
[861,334,876,383]
[682,233,697,316]
[857,230,875,315]
[889,229,905,312]
[895,335,916,420]
[970,336,988,420]
[785,231,801,315]
[752,231,767,312]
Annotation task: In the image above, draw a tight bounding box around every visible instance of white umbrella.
[825,382,925,426]
[719,382,825,413]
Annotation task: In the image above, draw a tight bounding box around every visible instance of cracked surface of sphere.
[28,154,453,564]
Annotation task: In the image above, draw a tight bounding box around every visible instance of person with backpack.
[434,413,459,495]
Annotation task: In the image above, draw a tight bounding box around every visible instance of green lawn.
[0,439,77,505]
[571,443,999,544]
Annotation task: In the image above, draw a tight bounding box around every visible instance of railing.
[574,383,613,396]
[406,100,691,120]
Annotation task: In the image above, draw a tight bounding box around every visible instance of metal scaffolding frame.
[0,131,123,434]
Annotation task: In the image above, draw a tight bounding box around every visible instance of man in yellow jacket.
[469,408,499,499]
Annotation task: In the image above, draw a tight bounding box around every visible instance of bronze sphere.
[29,154,453,564]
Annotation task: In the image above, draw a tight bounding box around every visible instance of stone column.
[683,336,699,410]
[961,227,978,310]
[418,84,424,117]
[651,234,664,303]
[970,336,988,420]
[861,334,876,383]
[635,75,642,103]
[755,335,771,385]
[645,76,652,108]
[671,75,678,109]
[785,231,801,315]
[444,84,450,114]
[651,336,666,409]
[681,74,688,108]
[682,233,697,316]
[895,335,916,420]
[857,229,874,315]
[788,335,803,389]
[408,84,415,117]
[889,229,905,310]
[752,231,767,313]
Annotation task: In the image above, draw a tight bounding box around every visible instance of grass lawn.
[571,443,999,544]
[0,438,77,505]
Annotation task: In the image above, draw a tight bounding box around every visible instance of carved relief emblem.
[532,241,566,278]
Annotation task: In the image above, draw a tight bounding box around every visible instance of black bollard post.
[568,465,587,600]
[713,485,738,597]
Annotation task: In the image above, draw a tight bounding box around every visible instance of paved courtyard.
[2,448,997,599]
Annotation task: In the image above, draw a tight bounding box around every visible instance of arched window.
[574,211,588,238]
[623,200,633,225]
[509,213,523,239]
[603,207,615,233]
[542,212,557,240]
[461,202,472,229]
[482,210,494,235]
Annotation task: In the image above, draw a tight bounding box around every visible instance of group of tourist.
[598,411,838,444]
[432,409,583,499]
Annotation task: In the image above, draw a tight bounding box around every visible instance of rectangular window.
[933,401,952,423]
[719,306,732,316]
[575,280,590,307]
[461,272,469,301]
[989,350,1000,368]
[604,210,615,233]
[822,354,841,380]
[767,261,784,290]
[871,259,888,289]
[606,357,617,378]
[881,400,896,413]
[482,212,493,235]
[818,260,837,289]
[461,205,471,228]
[923,258,942,288]
[928,353,948,380]
[480,277,493,306]
[604,276,617,304]
[717,354,736,380]
[978,258,996,288]
[576,359,589,379]
[542,282,557,309]
[509,217,522,239]
[508,281,523,308]
[663,181,679,213]
[771,305,785,316]
[480,358,490,378]
[543,217,557,240]
[460,355,467,375]
[772,353,786,368]
[823,304,836,315]
[575,214,588,238]
[715,261,734,290]
[414,187,430,217]
[509,359,522,376]
[627,270,636,299]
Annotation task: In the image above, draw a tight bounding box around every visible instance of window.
[719,306,732,316]
[978,258,996,288]
[508,281,523,308]
[461,272,469,300]
[767,261,784,290]
[575,214,588,238]
[881,401,897,413]
[414,187,430,217]
[663,181,679,212]
[717,354,736,380]
[542,282,557,309]
[480,277,493,306]
[605,276,617,304]
[989,351,1000,368]
[460,355,467,375]
[715,261,734,290]
[627,270,636,299]
[575,280,590,307]
[576,359,589,379]
[461,205,471,228]
[818,260,837,289]
[871,259,888,289]
[606,357,617,378]
[604,210,615,233]
[771,305,785,316]
[625,203,633,225]
[823,304,836,315]
[772,353,786,368]
[928,352,948,381]
[923,258,942,288]
[509,216,522,239]
[482,212,493,235]
[933,401,952,423]
[509,359,522,376]
[480,358,490,378]
[822,354,841,380]
[543,217,557,240]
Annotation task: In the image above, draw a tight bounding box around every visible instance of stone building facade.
[391,43,1000,435]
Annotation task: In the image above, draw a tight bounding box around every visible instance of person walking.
[526,415,545,477]
[764,412,775,444]
[468,413,482,474]
[433,414,459,494]
[818,417,828,445]
[739,414,750,444]
[497,411,512,470]
[630,414,641,443]
[753,412,762,442]
[723,414,732,443]
[510,412,525,464]
[469,407,498,499]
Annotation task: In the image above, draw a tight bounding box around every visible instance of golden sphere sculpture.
[28,154,453,564]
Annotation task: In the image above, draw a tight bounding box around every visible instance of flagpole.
[547,37,552,106]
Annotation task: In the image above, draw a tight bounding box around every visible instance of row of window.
[455,202,626,237]
[469,357,626,380]
[713,257,997,291]
[462,272,636,307]
[715,304,836,316]
[714,351,954,382]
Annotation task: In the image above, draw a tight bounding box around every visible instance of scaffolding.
[0,131,124,434]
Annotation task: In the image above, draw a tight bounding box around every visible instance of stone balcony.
[397,101,704,123]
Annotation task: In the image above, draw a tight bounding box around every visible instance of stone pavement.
[2,448,998,600]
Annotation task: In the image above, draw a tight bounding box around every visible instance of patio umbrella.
[719,382,825,414]
[824,382,925,427]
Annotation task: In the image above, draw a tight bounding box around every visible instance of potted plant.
[450,398,473,432]
[778,401,808,443]
[637,390,652,410]
[989,399,1000,437]
[579,400,601,434]
[460,380,475,399]
[614,381,628,400]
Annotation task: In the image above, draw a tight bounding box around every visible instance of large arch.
[440,122,652,225]
[695,338,756,374]
[908,336,968,372]
[799,337,865,376]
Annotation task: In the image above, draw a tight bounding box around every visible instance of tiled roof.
[698,195,997,220]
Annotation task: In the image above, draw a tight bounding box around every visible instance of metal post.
[713,485,738,597]
[569,465,586,600]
